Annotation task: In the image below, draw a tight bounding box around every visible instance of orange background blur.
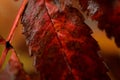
[0,0,120,80]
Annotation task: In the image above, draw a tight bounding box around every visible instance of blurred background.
[0,0,120,80]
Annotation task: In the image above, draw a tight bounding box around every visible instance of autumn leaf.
[21,0,110,80]
[0,49,31,80]
[94,0,120,47]
[79,0,120,47]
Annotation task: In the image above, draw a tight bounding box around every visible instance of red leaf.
[95,0,120,47]
[8,49,31,80]
[22,0,110,80]
[79,0,120,47]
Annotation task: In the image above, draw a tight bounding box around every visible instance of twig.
[0,0,28,69]
[7,0,28,42]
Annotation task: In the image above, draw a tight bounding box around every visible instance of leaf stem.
[0,0,28,69]
[7,0,28,42]
[0,48,9,69]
